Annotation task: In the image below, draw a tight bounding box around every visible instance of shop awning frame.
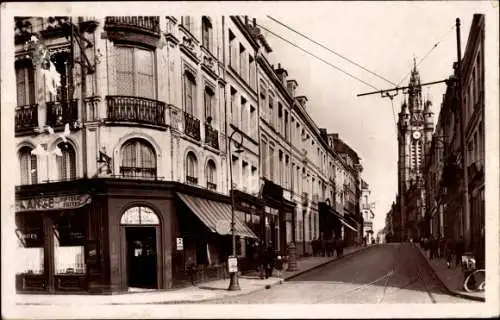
[330,209,358,233]
[177,193,257,239]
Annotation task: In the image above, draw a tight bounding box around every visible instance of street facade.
[13,16,368,294]
[384,14,485,272]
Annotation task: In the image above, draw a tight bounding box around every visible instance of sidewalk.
[416,245,485,302]
[15,245,370,306]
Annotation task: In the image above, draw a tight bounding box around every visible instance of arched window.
[57,143,76,181]
[120,206,160,225]
[206,159,216,191]
[19,146,37,185]
[121,139,157,179]
[183,71,196,115]
[186,151,198,185]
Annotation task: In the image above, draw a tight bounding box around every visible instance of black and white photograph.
[1,1,499,319]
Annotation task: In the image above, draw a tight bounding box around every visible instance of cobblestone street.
[206,244,476,304]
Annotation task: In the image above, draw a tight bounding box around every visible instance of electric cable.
[256,23,381,92]
[396,24,456,87]
[266,15,397,87]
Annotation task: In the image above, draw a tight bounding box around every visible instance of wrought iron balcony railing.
[207,182,217,191]
[15,104,38,136]
[184,112,201,141]
[120,166,157,179]
[205,124,219,150]
[46,100,78,128]
[186,176,198,185]
[106,96,166,127]
[105,16,160,36]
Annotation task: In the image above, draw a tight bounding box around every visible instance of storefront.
[15,178,257,294]
[260,179,296,255]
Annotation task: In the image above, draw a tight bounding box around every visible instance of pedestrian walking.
[275,255,283,278]
[258,241,266,279]
[186,257,196,285]
[455,237,465,269]
[265,243,276,279]
[444,238,453,268]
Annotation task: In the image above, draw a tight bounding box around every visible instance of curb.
[15,279,285,306]
[414,244,485,302]
[284,245,374,281]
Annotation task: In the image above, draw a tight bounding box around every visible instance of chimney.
[287,79,298,97]
[296,95,308,108]
[275,63,288,86]
[319,128,328,140]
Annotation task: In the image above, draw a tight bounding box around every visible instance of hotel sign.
[16,194,92,212]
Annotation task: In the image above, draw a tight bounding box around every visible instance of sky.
[252,1,499,234]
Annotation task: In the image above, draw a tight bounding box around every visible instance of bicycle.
[462,254,485,293]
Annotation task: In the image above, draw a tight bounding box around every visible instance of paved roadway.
[206,243,476,304]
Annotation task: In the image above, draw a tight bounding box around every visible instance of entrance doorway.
[120,206,161,290]
[126,227,157,289]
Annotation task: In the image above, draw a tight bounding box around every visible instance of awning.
[330,209,358,233]
[177,193,257,239]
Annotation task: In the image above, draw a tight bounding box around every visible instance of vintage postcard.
[1,1,499,319]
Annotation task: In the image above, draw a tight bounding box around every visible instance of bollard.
[287,242,298,271]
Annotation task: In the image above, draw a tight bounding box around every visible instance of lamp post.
[228,127,244,291]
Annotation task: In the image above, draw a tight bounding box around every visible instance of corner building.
[13,16,367,293]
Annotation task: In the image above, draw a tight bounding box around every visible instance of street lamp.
[228,127,244,291]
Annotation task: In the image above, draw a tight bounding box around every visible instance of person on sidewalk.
[429,236,436,260]
[258,241,266,279]
[445,237,453,268]
[275,255,283,278]
[186,257,196,285]
[455,237,465,269]
[265,243,276,279]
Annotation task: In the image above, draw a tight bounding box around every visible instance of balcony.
[186,176,198,185]
[15,17,70,45]
[207,182,217,191]
[106,96,167,128]
[120,166,157,179]
[15,104,38,136]
[46,100,78,129]
[205,124,219,150]
[184,112,201,141]
[105,16,160,36]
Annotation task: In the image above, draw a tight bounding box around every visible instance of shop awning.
[177,193,257,239]
[330,209,358,233]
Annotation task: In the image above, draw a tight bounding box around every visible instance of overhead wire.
[396,24,456,87]
[256,23,381,92]
[266,15,398,87]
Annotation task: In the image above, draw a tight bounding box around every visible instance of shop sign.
[54,227,86,246]
[16,194,91,212]
[176,237,184,251]
[228,256,238,273]
[15,229,44,248]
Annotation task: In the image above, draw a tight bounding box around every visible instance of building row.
[389,14,484,267]
[13,16,369,293]
[422,14,485,266]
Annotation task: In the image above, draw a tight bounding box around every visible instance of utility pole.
[455,18,471,251]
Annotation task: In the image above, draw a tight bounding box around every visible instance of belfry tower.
[397,60,434,240]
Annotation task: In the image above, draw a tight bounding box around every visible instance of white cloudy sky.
[252,1,499,233]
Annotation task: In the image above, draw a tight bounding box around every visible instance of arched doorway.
[120,206,160,289]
